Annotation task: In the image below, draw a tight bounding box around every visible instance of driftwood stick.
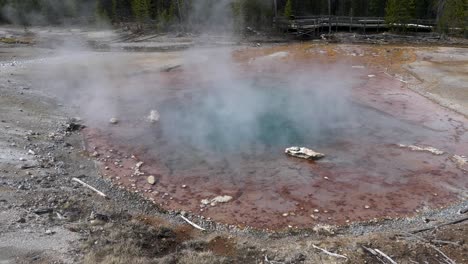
[428,244,456,264]
[161,64,182,72]
[431,240,461,247]
[264,255,285,264]
[180,215,206,231]
[72,178,107,198]
[411,216,468,234]
[312,245,348,260]
[362,246,386,264]
[374,249,397,264]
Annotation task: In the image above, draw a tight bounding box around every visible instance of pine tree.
[437,0,467,35]
[284,0,293,18]
[369,0,386,17]
[385,0,416,31]
[132,0,150,22]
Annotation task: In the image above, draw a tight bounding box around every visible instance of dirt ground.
[1,27,467,264]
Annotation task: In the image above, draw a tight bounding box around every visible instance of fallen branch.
[161,64,182,72]
[180,215,206,231]
[362,246,386,264]
[410,216,468,234]
[374,249,397,264]
[431,239,461,247]
[264,255,285,264]
[312,245,348,260]
[428,244,456,264]
[72,178,107,198]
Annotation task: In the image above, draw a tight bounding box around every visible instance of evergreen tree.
[132,0,150,22]
[284,0,293,18]
[369,0,386,17]
[385,0,416,31]
[437,0,467,35]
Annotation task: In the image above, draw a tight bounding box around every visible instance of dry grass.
[178,251,228,264]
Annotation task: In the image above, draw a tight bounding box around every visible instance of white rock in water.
[285,146,325,160]
[147,110,160,123]
[201,195,233,207]
[109,118,119,124]
[211,195,233,204]
[397,144,445,155]
[147,175,156,185]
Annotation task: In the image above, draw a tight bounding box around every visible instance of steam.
[24,1,360,167]
[188,0,235,31]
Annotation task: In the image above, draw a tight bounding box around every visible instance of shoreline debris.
[180,215,206,231]
[147,109,160,123]
[201,195,233,207]
[109,117,119,125]
[72,177,107,198]
[397,144,445,155]
[312,245,348,260]
[285,146,325,160]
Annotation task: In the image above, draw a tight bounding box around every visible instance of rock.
[397,144,445,155]
[109,118,119,124]
[34,208,53,215]
[133,161,144,176]
[201,195,233,206]
[211,195,233,204]
[147,110,160,123]
[285,147,325,160]
[89,212,109,224]
[66,121,85,132]
[45,229,55,235]
[451,155,467,167]
[147,175,156,185]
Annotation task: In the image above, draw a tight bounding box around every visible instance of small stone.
[28,149,35,155]
[285,146,325,160]
[364,205,371,209]
[45,229,55,235]
[147,110,160,123]
[313,209,319,213]
[19,157,26,161]
[181,185,187,188]
[147,175,156,185]
[282,213,289,217]
[109,118,119,124]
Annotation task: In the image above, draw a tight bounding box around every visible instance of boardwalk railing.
[275,16,437,37]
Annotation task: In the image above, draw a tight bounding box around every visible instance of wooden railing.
[275,16,437,37]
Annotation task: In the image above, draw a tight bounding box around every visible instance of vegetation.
[0,0,466,35]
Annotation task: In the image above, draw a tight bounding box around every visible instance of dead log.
[180,215,206,231]
[72,178,107,198]
[312,245,348,260]
[410,216,468,234]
